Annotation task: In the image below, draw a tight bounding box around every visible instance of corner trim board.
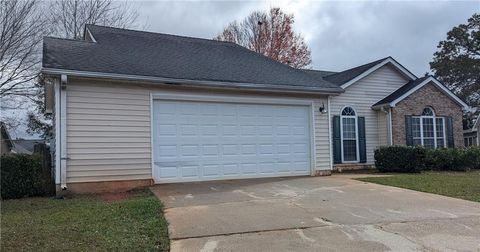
[327,96,333,170]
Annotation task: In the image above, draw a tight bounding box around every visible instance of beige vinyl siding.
[66,81,152,183]
[330,64,409,164]
[377,111,388,146]
[65,79,332,183]
[313,99,332,170]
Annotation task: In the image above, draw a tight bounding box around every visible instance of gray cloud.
[7,0,478,139]
[135,0,478,76]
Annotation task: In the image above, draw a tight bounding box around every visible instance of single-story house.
[42,25,471,193]
[0,122,43,155]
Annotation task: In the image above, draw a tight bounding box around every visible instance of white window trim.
[436,117,446,148]
[340,106,360,163]
[412,108,446,149]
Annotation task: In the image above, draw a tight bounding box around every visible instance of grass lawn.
[357,170,480,202]
[1,189,169,251]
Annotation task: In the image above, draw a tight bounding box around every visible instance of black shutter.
[332,116,341,164]
[405,115,413,146]
[446,116,454,148]
[358,117,366,163]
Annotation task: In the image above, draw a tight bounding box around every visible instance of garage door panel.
[153,99,311,183]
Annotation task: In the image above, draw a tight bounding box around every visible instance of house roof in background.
[1,122,13,149]
[11,139,43,154]
[42,25,343,94]
[473,116,480,129]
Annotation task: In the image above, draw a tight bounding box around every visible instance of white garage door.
[152,98,312,183]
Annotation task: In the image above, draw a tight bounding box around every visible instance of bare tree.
[50,0,139,40]
[25,0,140,137]
[215,8,311,69]
[0,0,47,100]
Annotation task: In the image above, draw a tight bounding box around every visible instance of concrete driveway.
[151,175,480,251]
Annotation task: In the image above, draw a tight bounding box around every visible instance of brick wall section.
[391,82,464,147]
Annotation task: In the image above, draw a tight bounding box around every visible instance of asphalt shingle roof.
[300,69,338,80]
[12,139,43,154]
[323,57,389,85]
[42,25,342,93]
[372,76,431,107]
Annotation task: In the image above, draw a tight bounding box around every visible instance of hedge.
[374,146,427,173]
[375,146,480,173]
[1,153,54,199]
[426,147,480,171]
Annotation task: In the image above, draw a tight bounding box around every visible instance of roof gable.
[324,57,417,89]
[372,76,470,111]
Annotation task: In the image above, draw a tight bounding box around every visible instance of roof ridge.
[86,24,237,46]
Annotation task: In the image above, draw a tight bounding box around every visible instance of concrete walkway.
[150,175,480,251]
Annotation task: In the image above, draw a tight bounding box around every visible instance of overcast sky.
[135,0,478,76]
[7,0,479,139]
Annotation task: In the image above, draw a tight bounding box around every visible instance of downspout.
[54,79,61,186]
[388,108,393,145]
[60,74,67,189]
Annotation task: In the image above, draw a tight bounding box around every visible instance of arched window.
[340,106,358,162]
[412,107,445,148]
[422,107,434,116]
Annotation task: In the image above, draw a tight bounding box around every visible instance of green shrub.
[1,154,54,199]
[466,147,480,169]
[374,146,427,173]
[425,146,480,171]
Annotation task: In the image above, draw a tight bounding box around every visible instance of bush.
[1,153,54,199]
[374,146,427,173]
[466,147,480,169]
[426,146,480,171]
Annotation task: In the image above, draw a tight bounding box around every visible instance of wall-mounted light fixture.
[319,102,328,114]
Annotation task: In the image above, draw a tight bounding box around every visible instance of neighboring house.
[41,25,470,193]
[1,122,14,155]
[464,118,479,147]
[0,122,41,155]
[11,139,44,154]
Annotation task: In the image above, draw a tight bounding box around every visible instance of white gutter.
[41,68,344,95]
